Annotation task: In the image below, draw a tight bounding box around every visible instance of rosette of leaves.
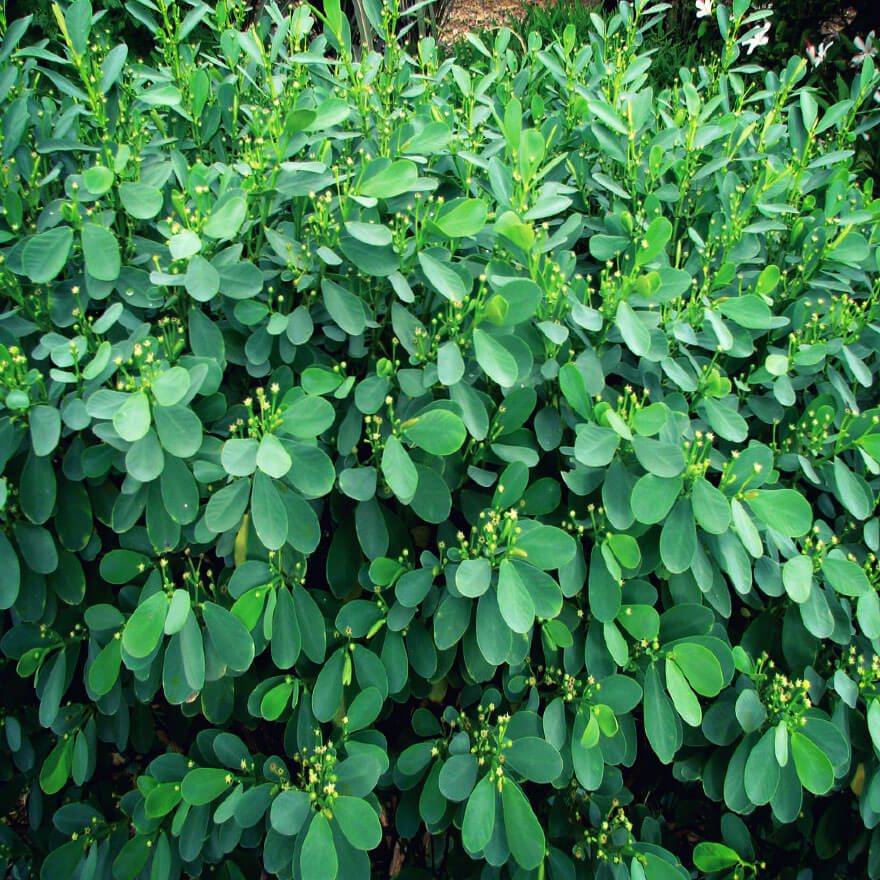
[0,0,879,879]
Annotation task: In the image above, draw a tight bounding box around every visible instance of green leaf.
[312,648,345,722]
[868,700,880,753]
[160,456,199,525]
[154,404,203,457]
[39,737,72,794]
[643,853,687,880]
[322,279,367,336]
[270,789,311,836]
[619,605,659,640]
[88,637,121,696]
[169,230,200,260]
[122,591,168,659]
[517,128,545,180]
[181,767,233,805]
[665,658,701,726]
[282,490,321,554]
[152,366,190,407]
[589,233,628,260]
[473,329,517,386]
[29,405,61,456]
[456,558,492,598]
[693,842,741,872]
[701,398,749,443]
[718,295,773,329]
[120,182,163,219]
[164,589,191,634]
[495,211,535,250]
[476,590,512,665]
[256,434,292,478]
[64,0,91,54]
[501,780,545,870]
[745,489,812,537]
[505,737,562,783]
[832,457,873,519]
[261,681,294,721]
[782,555,813,603]
[616,301,650,356]
[185,255,220,301]
[339,467,377,501]
[301,813,338,880]
[558,363,592,419]
[280,395,335,438]
[112,835,151,880]
[631,474,682,524]
[205,478,250,533]
[437,341,465,386]
[402,121,452,154]
[346,685,381,731]
[202,601,254,672]
[516,523,575,570]
[691,477,731,534]
[775,720,790,767]
[222,438,259,477]
[791,730,834,795]
[644,663,680,763]
[433,198,487,237]
[632,436,684,477]
[418,251,467,302]
[744,727,780,805]
[410,464,451,524]
[403,409,466,455]
[232,586,267,632]
[99,550,148,585]
[345,220,392,246]
[144,782,182,818]
[360,159,419,198]
[735,689,766,733]
[672,642,724,696]
[0,532,21,609]
[126,430,164,482]
[574,422,619,467]
[635,216,672,266]
[381,435,418,504]
[204,195,247,239]
[607,533,641,569]
[83,165,114,196]
[439,753,478,801]
[497,559,534,633]
[333,796,381,850]
[82,224,121,281]
[659,497,697,573]
[822,555,870,597]
[462,774,496,854]
[23,226,73,283]
[113,392,151,442]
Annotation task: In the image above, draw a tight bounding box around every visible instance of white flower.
[852,31,876,67]
[695,0,713,18]
[806,41,829,67]
[744,21,772,55]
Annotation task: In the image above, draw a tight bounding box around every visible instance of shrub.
[1,0,879,878]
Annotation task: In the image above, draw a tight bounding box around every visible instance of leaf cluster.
[0,1,879,879]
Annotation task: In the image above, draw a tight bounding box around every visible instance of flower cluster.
[455,507,523,563]
[753,653,812,729]
[295,740,339,816]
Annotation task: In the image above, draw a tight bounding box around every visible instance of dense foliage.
[0,0,879,878]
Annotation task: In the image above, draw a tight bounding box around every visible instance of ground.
[437,0,547,46]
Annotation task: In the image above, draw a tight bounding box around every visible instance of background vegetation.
[0,1,878,879]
